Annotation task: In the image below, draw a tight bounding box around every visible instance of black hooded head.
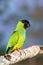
[21,20,30,29]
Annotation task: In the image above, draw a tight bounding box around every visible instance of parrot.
[5,20,30,54]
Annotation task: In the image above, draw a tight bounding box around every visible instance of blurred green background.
[0,0,43,55]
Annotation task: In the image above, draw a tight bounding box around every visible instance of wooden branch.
[0,45,43,65]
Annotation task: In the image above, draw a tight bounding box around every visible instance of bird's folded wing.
[6,31,19,53]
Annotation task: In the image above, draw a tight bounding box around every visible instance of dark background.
[14,54,43,65]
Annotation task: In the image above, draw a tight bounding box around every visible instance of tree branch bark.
[0,45,43,65]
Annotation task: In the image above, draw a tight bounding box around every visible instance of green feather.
[6,21,26,54]
[6,31,19,54]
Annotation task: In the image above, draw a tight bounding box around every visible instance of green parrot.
[6,20,30,54]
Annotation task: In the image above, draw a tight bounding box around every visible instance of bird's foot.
[14,48,26,55]
[14,48,22,55]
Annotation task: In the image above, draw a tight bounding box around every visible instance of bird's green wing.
[6,31,19,54]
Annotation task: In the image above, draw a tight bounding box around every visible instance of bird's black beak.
[24,23,30,29]
[27,23,30,27]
